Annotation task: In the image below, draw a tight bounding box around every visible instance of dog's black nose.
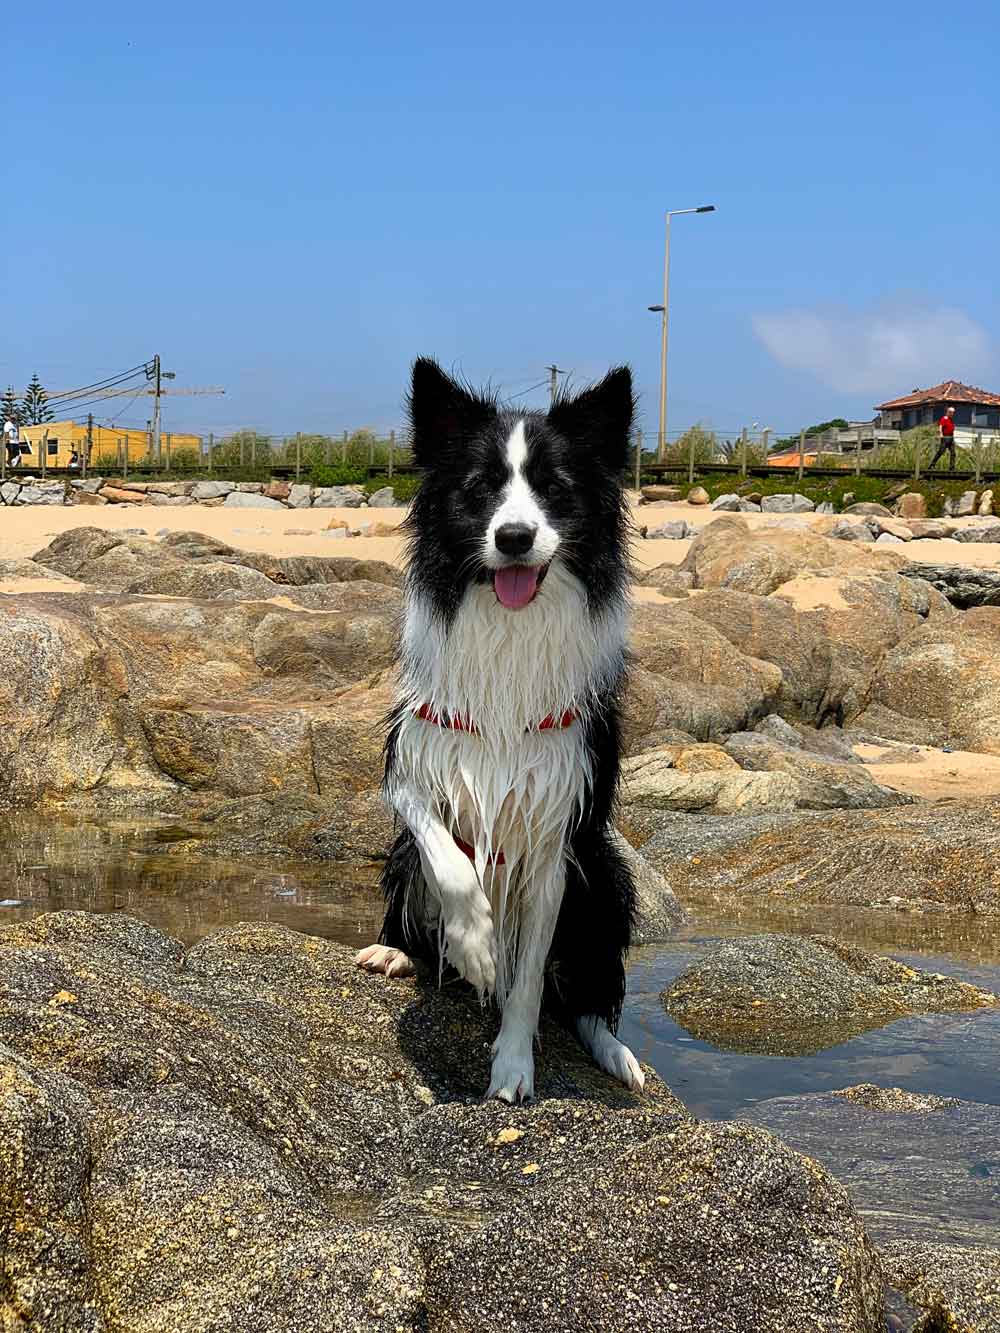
[495,522,537,557]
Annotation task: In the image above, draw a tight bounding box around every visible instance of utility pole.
[146,354,176,462]
[546,365,566,407]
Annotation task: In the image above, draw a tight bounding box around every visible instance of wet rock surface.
[0,912,887,1332]
[635,800,1000,915]
[663,933,998,1055]
[744,1088,1000,1251]
[883,1242,1000,1332]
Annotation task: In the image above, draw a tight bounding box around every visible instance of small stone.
[521,1163,541,1175]
[495,1127,525,1145]
[686,486,710,505]
[979,489,994,516]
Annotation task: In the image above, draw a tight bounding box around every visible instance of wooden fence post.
[633,429,641,491]
[687,427,696,485]
[41,430,47,479]
[855,427,862,477]
[295,433,302,480]
[341,430,348,466]
[797,429,805,483]
[389,429,395,479]
[739,426,748,479]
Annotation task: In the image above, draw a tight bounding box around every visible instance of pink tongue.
[494,565,541,610]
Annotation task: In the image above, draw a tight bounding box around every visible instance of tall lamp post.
[648,204,716,462]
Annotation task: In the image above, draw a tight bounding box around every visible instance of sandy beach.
[4,496,1000,575]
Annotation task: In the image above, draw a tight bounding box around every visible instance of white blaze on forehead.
[484,419,560,568]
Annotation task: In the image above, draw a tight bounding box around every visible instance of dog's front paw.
[443,900,496,994]
[487,1028,535,1103]
[355,944,416,978]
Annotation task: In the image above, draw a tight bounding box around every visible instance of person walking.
[929,406,957,470]
[3,418,21,469]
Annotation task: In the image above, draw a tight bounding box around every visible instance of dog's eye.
[545,478,568,500]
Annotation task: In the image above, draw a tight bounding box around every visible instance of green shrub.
[310,463,367,488]
[364,474,421,502]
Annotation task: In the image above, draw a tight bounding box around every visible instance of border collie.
[356,358,642,1103]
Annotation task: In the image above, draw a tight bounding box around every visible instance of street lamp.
[648,204,716,462]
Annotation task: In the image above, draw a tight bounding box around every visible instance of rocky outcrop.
[722,731,911,810]
[883,1242,1000,1332]
[622,744,800,815]
[856,606,1000,751]
[0,913,886,1332]
[663,934,997,1055]
[634,799,1000,915]
[900,562,1000,608]
[679,518,907,595]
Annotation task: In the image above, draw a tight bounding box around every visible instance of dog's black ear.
[408,358,496,466]
[547,366,634,470]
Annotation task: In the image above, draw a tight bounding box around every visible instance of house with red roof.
[875,381,1000,436]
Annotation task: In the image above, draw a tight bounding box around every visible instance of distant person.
[929,406,957,470]
[3,418,21,468]
[68,449,80,470]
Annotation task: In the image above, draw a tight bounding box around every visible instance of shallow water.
[4,813,999,1125]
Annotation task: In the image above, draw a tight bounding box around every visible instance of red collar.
[413,703,578,736]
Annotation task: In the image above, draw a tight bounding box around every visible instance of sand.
[855,744,1000,801]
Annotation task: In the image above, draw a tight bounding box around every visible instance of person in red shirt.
[929,406,957,470]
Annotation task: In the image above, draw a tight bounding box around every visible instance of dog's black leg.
[547,826,644,1091]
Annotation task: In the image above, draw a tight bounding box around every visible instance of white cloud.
[752,298,993,396]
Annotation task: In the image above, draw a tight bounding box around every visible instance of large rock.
[0,481,20,504]
[0,913,887,1332]
[722,731,911,810]
[637,799,1000,915]
[746,1088,1000,1249]
[640,484,682,502]
[760,493,814,513]
[287,483,312,508]
[675,576,951,726]
[70,476,104,494]
[686,485,709,505]
[883,1242,1000,1332]
[630,603,783,739]
[191,479,235,500]
[367,486,396,507]
[101,485,147,504]
[15,480,66,506]
[710,492,741,511]
[148,480,196,497]
[645,520,690,540]
[622,745,799,815]
[843,502,892,516]
[312,486,364,508]
[900,562,1000,608]
[222,491,285,509]
[663,933,997,1055]
[907,519,956,539]
[680,517,907,595]
[855,606,1000,750]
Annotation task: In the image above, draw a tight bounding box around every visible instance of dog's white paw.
[577,1016,646,1093]
[602,1039,645,1092]
[487,1029,535,1103]
[443,899,496,995]
[355,944,416,978]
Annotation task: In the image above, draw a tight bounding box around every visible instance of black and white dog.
[357,358,642,1103]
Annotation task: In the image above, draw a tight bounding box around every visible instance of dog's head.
[404,358,634,621]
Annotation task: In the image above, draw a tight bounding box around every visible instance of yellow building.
[18,420,202,469]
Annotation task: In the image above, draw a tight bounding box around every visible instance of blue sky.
[3,1,997,441]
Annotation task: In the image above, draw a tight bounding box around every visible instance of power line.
[46,361,151,404]
[508,379,550,400]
